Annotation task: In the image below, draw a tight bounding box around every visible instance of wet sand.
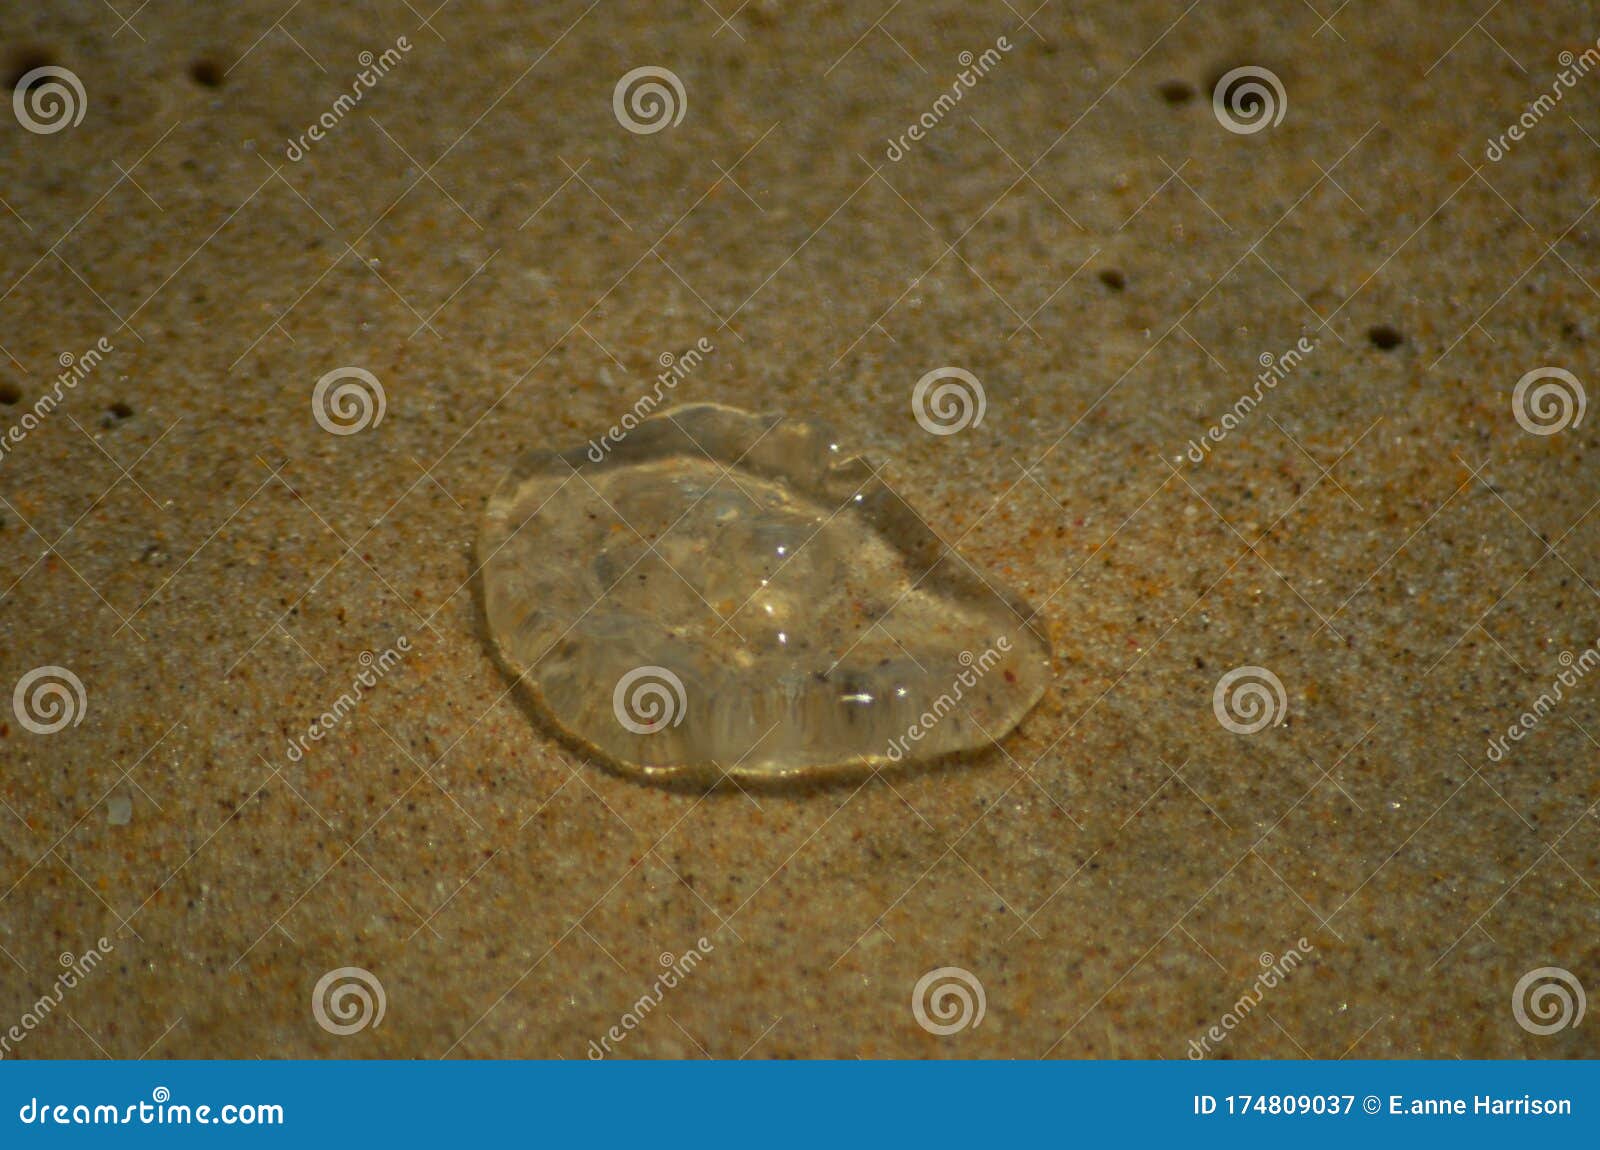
[1,0,1597,1058]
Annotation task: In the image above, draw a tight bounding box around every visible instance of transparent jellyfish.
[478,404,1051,783]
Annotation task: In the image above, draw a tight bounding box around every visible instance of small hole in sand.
[1157,80,1195,105]
[189,59,224,88]
[0,381,21,405]
[1367,324,1403,350]
[1098,269,1126,292]
[7,49,55,92]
